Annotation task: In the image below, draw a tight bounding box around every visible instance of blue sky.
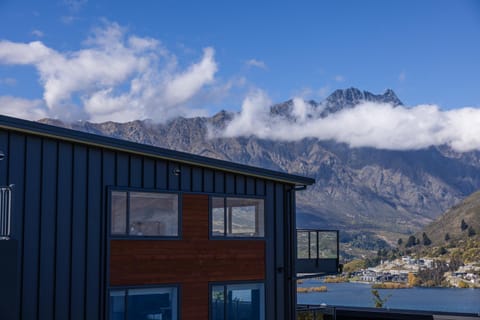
[1,0,480,123]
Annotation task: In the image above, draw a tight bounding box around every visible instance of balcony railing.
[0,185,12,240]
[296,229,340,276]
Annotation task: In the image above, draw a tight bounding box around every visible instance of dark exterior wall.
[0,128,296,320]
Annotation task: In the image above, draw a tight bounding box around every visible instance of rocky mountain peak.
[321,87,403,117]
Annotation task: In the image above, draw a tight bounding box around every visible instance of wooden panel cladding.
[110,194,265,285]
[110,239,265,285]
[110,194,265,320]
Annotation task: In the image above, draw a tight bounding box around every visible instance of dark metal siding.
[1,128,296,320]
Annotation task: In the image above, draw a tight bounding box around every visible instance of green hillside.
[422,190,480,245]
[396,190,480,263]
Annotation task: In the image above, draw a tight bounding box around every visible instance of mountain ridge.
[37,88,480,250]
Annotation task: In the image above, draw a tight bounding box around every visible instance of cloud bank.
[215,90,480,153]
[0,22,218,122]
[1,21,480,153]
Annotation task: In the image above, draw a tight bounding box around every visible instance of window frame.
[209,195,266,240]
[108,187,182,240]
[209,281,266,320]
[109,284,180,320]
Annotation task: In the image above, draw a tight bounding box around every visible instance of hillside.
[37,88,480,253]
[421,190,480,246]
[391,190,480,263]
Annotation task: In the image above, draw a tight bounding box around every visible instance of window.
[111,191,179,237]
[211,197,264,238]
[110,287,178,320]
[211,283,265,320]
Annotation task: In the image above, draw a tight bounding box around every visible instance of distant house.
[0,115,339,320]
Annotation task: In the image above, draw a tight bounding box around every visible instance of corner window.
[111,190,179,237]
[110,287,178,320]
[211,197,264,238]
[211,283,265,320]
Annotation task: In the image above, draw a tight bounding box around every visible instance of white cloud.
[0,21,220,122]
[398,71,406,82]
[214,92,480,152]
[31,29,44,38]
[245,59,267,70]
[334,75,345,82]
[0,96,47,120]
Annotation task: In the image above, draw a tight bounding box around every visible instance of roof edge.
[0,115,315,186]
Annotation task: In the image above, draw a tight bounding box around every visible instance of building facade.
[0,115,316,320]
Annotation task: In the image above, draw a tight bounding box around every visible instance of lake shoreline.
[297,280,480,313]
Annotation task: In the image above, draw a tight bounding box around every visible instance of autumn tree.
[407,272,418,287]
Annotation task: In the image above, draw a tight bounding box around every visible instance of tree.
[406,235,416,247]
[407,272,418,287]
[371,289,391,308]
[449,255,464,272]
[422,232,432,246]
[468,226,476,237]
[461,219,468,231]
[397,238,403,246]
[444,233,450,241]
[438,247,447,255]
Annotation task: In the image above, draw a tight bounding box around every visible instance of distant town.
[339,256,480,289]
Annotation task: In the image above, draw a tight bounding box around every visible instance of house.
[0,115,339,320]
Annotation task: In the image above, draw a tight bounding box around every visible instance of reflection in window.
[297,230,338,259]
[111,191,127,235]
[110,191,179,237]
[211,283,265,320]
[110,287,178,320]
[211,197,264,238]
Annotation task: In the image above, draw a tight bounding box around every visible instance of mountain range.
[38,88,480,250]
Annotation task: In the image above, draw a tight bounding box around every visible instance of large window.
[211,197,264,238]
[111,190,179,237]
[211,283,265,320]
[110,287,178,320]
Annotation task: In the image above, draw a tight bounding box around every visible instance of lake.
[297,280,480,314]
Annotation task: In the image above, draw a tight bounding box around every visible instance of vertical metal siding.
[274,183,285,320]
[167,161,180,190]
[2,127,296,320]
[86,148,102,318]
[0,131,7,185]
[225,173,235,194]
[129,155,142,188]
[264,181,276,320]
[246,177,255,195]
[115,153,129,186]
[256,179,265,196]
[142,158,155,189]
[38,139,57,319]
[203,168,214,193]
[22,136,42,320]
[54,142,73,319]
[214,170,224,193]
[191,167,202,192]
[70,145,87,320]
[235,175,245,195]
[181,164,192,192]
[155,160,167,189]
[8,134,25,319]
